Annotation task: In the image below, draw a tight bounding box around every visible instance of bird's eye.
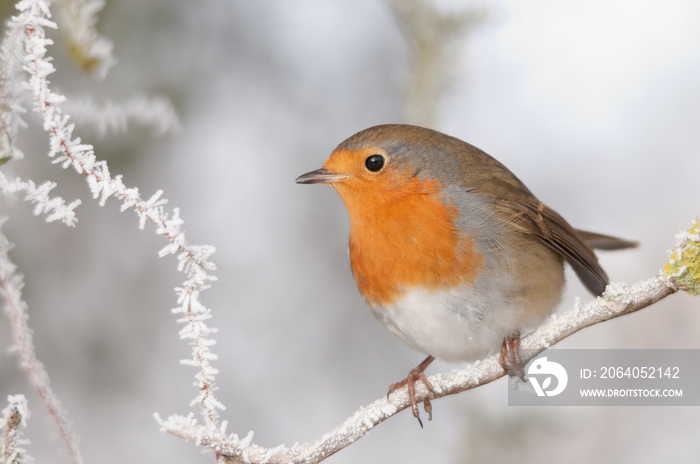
[365,154,385,172]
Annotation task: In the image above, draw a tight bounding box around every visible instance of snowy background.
[1,1,699,463]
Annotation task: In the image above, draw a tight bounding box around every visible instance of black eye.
[365,154,385,172]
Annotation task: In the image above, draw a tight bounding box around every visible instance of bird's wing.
[492,198,612,296]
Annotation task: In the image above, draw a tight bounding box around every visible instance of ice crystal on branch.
[0,395,33,464]
[0,172,80,226]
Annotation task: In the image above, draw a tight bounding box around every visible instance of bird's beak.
[295,168,349,184]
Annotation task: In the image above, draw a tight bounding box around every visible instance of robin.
[296,124,636,425]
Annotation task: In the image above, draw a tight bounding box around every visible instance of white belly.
[368,270,564,362]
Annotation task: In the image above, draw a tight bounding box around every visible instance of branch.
[158,213,700,463]
[0,395,32,464]
[11,0,223,429]
[0,171,81,226]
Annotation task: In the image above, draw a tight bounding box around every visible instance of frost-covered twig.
[0,395,32,464]
[0,171,81,226]
[13,0,223,427]
[58,0,115,77]
[0,225,82,464]
[160,217,700,463]
[0,7,28,165]
[65,94,180,137]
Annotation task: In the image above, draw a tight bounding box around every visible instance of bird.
[296,124,636,426]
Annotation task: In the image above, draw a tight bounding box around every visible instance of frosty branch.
[1,0,218,461]
[160,256,690,463]
[13,0,224,428]
[0,395,32,464]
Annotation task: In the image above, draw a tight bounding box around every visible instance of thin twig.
[11,0,223,431]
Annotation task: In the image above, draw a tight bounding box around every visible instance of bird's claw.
[387,366,436,427]
[499,334,526,381]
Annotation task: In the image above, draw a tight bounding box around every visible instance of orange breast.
[335,176,483,307]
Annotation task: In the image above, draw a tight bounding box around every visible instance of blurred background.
[1,0,699,463]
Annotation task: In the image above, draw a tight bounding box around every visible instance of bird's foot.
[499,334,526,380]
[387,355,436,428]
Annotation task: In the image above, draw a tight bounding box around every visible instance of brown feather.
[493,198,612,296]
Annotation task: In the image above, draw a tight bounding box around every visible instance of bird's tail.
[575,229,639,250]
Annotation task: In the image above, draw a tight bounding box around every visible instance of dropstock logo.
[527,357,568,397]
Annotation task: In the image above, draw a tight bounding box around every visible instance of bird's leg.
[499,333,526,380]
[387,355,436,427]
